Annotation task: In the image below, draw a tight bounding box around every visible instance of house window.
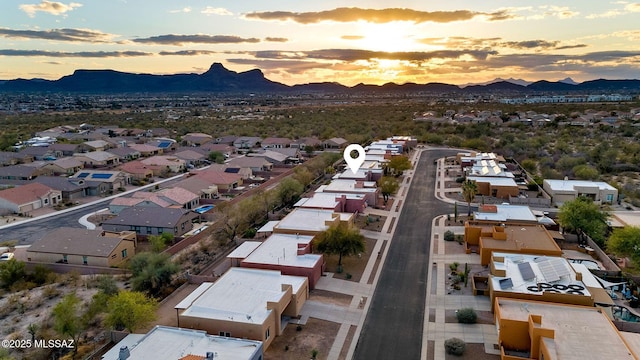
[157,227,163,234]
[121,249,128,258]
[82,256,88,265]
[134,226,141,234]
[146,226,153,234]
[265,327,270,340]
[181,222,185,230]
[219,331,231,337]
[44,198,49,205]
[62,254,68,263]
[606,194,614,202]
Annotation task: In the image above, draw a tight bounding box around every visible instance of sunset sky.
[1,1,640,86]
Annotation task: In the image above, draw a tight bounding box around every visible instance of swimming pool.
[194,205,215,214]
[612,305,640,322]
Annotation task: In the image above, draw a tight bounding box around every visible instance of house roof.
[83,140,109,149]
[28,228,131,257]
[473,204,538,223]
[176,268,307,324]
[324,137,348,145]
[292,137,322,146]
[543,179,617,192]
[274,208,343,232]
[102,206,196,228]
[140,155,185,167]
[71,170,124,183]
[118,161,154,175]
[18,147,51,157]
[132,187,199,205]
[226,156,271,168]
[51,157,83,169]
[0,164,41,178]
[129,143,162,153]
[194,170,242,186]
[102,326,262,360]
[108,147,140,157]
[262,137,292,145]
[249,150,288,163]
[175,177,218,195]
[467,176,518,187]
[33,176,86,192]
[174,150,206,161]
[242,233,321,269]
[0,182,56,205]
[74,151,117,162]
[49,143,79,152]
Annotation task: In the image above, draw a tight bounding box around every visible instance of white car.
[0,253,14,261]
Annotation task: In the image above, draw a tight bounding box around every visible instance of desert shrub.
[444,230,455,242]
[445,337,466,356]
[456,308,477,324]
[455,177,465,183]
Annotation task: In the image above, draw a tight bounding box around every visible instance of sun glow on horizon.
[358,22,418,52]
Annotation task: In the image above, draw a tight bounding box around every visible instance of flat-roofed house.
[467,176,519,199]
[176,268,308,350]
[229,234,324,289]
[317,179,379,206]
[495,297,638,360]
[464,223,562,265]
[102,326,263,360]
[294,193,367,213]
[543,179,618,206]
[272,208,355,236]
[27,228,136,267]
[487,253,594,311]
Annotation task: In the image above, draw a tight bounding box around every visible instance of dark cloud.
[244,7,515,24]
[502,40,559,49]
[0,28,113,43]
[159,50,217,56]
[264,37,288,42]
[0,49,152,57]
[554,44,588,50]
[251,49,497,62]
[132,34,260,45]
[341,35,365,40]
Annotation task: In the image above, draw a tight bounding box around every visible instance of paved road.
[0,201,110,245]
[353,149,457,360]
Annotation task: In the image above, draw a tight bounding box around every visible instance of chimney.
[118,346,130,360]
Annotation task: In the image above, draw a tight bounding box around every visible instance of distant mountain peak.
[558,77,579,85]
[461,77,532,88]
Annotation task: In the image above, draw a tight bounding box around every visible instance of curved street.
[353,149,458,360]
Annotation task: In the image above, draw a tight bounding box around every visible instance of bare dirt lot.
[323,237,376,282]
[264,318,341,360]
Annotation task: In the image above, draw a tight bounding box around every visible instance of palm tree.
[461,180,477,216]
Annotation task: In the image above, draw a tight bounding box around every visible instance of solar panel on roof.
[499,278,514,290]
[77,172,89,178]
[538,260,560,283]
[517,262,536,281]
[224,168,240,173]
[551,258,571,278]
[91,173,113,179]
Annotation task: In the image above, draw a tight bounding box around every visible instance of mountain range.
[1,62,639,95]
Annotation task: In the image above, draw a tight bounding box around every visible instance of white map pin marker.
[344,144,366,175]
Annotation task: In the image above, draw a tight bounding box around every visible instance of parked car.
[0,253,14,261]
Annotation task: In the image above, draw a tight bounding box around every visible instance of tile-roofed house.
[0,164,50,181]
[183,133,213,147]
[117,160,154,180]
[79,139,111,152]
[261,137,292,149]
[323,137,348,149]
[193,169,243,191]
[107,146,141,162]
[49,143,81,157]
[247,150,288,165]
[70,170,129,196]
[146,138,178,152]
[129,143,163,157]
[0,182,61,214]
[0,152,21,166]
[102,326,263,360]
[175,176,219,199]
[215,135,238,145]
[233,137,262,150]
[18,146,55,161]
[140,155,185,173]
[206,164,252,179]
[174,149,207,166]
[73,150,120,167]
[108,196,172,214]
[102,207,198,237]
[32,176,89,201]
[42,157,84,176]
[226,156,272,172]
[291,137,322,150]
[199,143,235,157]
[132,187,199,209]
[27,228,136,267]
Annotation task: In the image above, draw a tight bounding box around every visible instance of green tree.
[521,159,537,174]
[96,275,119,296]
[0,258,26,290]
[378,176,399,205]
[276,177,304,207]
[607,226,640,267]
[52,294,83,354]
[293,166,314,189]
[386,155,411,176]
[129,252,179,296]
[149,232,174,253]
[105,291,157,332]
[557,196,609,246]
[315,223,365,271]
[208,151,225,164]
[461,180,477,216]
[572,164,600,180]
